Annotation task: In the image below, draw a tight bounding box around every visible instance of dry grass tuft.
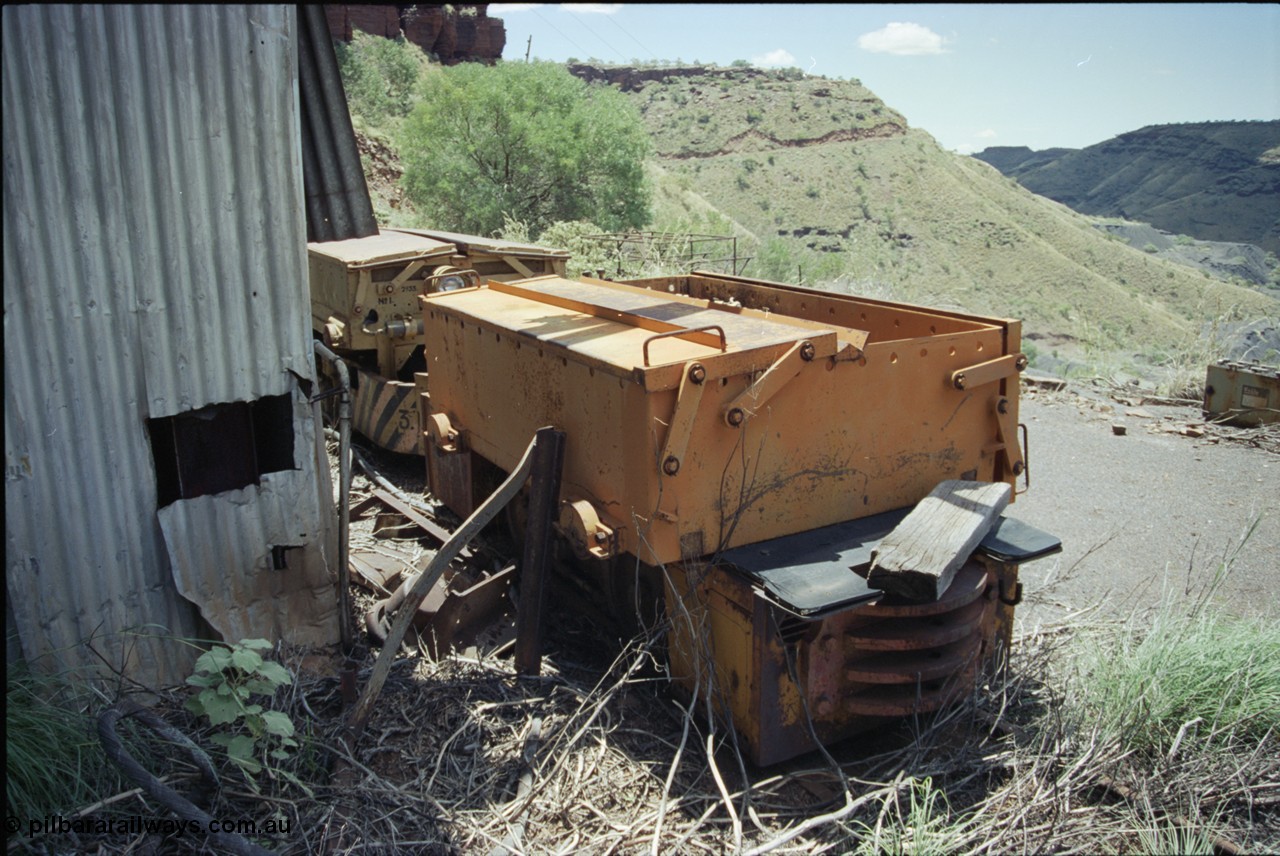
[16,598,1273,855]
[9,444,1276,855]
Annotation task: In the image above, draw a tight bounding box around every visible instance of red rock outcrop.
[568,62,772,92]
[325,5,505,65]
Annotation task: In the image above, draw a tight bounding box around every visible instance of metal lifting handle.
[423,268,481,294]
[641,325,727,366]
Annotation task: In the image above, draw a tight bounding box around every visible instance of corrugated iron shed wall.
[4,5,338,684]
[297,3,378,243]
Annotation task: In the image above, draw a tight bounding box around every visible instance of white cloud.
[976,129,998,139]
[489,3,545,12]
[857,22,948,56]
[752,48,797,68]
[560,3,623,13]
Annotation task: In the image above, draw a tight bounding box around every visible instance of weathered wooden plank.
[867,480,1011,602]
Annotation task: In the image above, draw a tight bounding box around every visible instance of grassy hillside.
[590,64,1277,376]
[341,44,1278,381]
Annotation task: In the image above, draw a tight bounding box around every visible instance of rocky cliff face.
[325,4,505,64]
[567,62,774,93]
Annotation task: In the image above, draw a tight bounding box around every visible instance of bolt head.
[688,363,707,384]
[663,456,681,476]
[726,408,745,427]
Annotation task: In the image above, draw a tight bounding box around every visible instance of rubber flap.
[721,510,1060,616]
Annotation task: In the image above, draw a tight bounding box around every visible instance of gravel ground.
[345,376,1278,629]
[1006,380,1278,626]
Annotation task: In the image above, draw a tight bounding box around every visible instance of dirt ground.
[319,377,1278,854]
[1006,380,1278,626]
[345,375,1278,630]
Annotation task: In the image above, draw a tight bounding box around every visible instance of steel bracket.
[658,361,707,476]
[952,353,1027,390]
[722,340,811,427]
[992,396,1025,481]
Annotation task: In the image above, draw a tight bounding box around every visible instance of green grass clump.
[1133,815,1220,856]
[1072,590,1279,756]
[853,777,976,856]
[5,664,130,821]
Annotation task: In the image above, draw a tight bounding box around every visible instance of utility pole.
[525,35,532,62]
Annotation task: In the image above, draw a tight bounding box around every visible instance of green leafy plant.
[185,639,298,777]
[1070,522,1279,759]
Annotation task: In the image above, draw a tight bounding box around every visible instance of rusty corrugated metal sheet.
[297,3,378,243]
[4,5,337,685]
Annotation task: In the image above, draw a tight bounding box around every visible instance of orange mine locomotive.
[309,236,1060,765]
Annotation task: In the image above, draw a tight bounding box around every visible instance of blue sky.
[487,3,1280,153]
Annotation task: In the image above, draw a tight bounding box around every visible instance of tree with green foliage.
[398,61,652,237]
[335,32,423,125]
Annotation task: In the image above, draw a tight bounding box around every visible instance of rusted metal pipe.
[313,341,354,652]
[99,702,273,856]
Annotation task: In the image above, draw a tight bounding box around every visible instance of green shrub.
[335,32,424,125]
[854,777,975,856]
[400,61,651,237]
[1021,340,1040,366]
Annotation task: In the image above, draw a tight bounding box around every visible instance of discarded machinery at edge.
[416,270,1060,766]
[308,228,569,453]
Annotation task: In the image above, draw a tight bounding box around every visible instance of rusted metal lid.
[423,276,861,390]
[308,229,456,267]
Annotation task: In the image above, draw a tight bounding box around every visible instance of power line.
[564,9,628,63]
[605,11,660,62]
[531,6,591,58]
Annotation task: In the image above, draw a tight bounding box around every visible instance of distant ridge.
[974,122,1280,255]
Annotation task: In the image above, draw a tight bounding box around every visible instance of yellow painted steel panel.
[423,275,1021,567]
